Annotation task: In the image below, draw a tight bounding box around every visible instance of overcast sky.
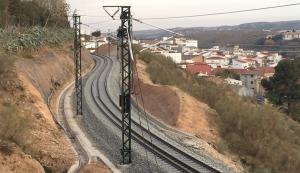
[66,0,300,33]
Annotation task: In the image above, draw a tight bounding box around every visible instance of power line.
[85,19,115,25]
[67,15,109,18]
[133,18,184,36]
[102,6,185,36]
[81,15,108,18]
[200,42,300,48]
[137,3,300,20]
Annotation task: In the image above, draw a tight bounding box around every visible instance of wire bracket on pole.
[103,6,120,20]
[73,13,83,115]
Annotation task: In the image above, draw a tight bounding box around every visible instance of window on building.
[251,74,254,77]
[251,81,254,84]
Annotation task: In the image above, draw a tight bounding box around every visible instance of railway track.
[85,54,226,173]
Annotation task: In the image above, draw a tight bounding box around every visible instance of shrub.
[215,69,240,80]
[0,26,73,52]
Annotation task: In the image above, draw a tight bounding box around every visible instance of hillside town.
[80,32,292,99]
[136,35,288,99]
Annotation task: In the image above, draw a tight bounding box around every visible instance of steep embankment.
[137,51,300,173]
[134,59,243,172]
[0,45,92,172]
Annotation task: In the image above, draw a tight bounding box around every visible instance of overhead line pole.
[104,5,133,165]
[119,6,132,165]
[73,14,83,115]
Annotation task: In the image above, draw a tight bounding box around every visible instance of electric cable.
[127,32,160,173]
[133,18,184,37]
[85,19,115,25]
[138,3,300,20]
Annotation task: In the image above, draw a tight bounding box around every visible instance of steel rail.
[86,55,222,173]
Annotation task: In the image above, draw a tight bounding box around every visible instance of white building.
[232,59,250,69]
[282,30,300,40]
[162,52,182,64]
[225,78,243,86]
[174,37,198,48]
[267,53,282,65]
[186,40,198,47]
[205,57,228,68]
[162,37,174,44]
[83,41,97,49]
[255,56,264,67]
[239,71,260,92]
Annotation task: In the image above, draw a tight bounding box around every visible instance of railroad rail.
[86,55,224,173]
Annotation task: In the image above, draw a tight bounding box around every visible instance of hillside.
[133,59,243,172]
[0,44,93,172]
[136,50,300,173]
[133,20,300,48]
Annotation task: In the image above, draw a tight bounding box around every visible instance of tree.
[4,0,68,27]
[91,30,101,37]
[0,0,9,27]
[216,69,240,80]
[8,0,21,25]
[272,34,283,42]
[256,37,265,45]
[262,59,300,117]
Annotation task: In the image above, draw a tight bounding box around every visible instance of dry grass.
[0,104,32,147]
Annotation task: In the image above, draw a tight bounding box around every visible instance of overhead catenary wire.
[137,3,300,20]
[127,26,160,173]
[133,18,184,37]
[85,19,116,25]
[139,36,175,52]
[201,42,300,48]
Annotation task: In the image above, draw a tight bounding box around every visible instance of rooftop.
[187,63,212,75]
[206,57,225,60]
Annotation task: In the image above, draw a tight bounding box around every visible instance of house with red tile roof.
[186,63,213,76]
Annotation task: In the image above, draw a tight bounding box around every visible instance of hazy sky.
[66,0,300,33]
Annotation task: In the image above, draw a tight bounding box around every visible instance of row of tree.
[0,0,69,28]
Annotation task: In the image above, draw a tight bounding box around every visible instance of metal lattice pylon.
[73,14,82,115]
[118,6,132,165]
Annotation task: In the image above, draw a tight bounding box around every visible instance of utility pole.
[108,29,111,57]
[104,6,132,165]
[73,13,83,115]
[118,6,132,165]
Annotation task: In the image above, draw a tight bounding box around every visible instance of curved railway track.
[85,54,225,173]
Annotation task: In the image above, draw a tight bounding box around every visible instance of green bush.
[215,69,240,80]
[139,51,300,173]
[0,26,73,52]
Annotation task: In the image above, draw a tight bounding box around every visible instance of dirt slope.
[0,142,45,173]
[135,59,219,141]
[135,59,242,172]
[0,44,93,172]
[80,161,112,173]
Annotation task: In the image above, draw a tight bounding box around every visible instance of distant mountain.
[133,20,300,40]
[133,20,300,49]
